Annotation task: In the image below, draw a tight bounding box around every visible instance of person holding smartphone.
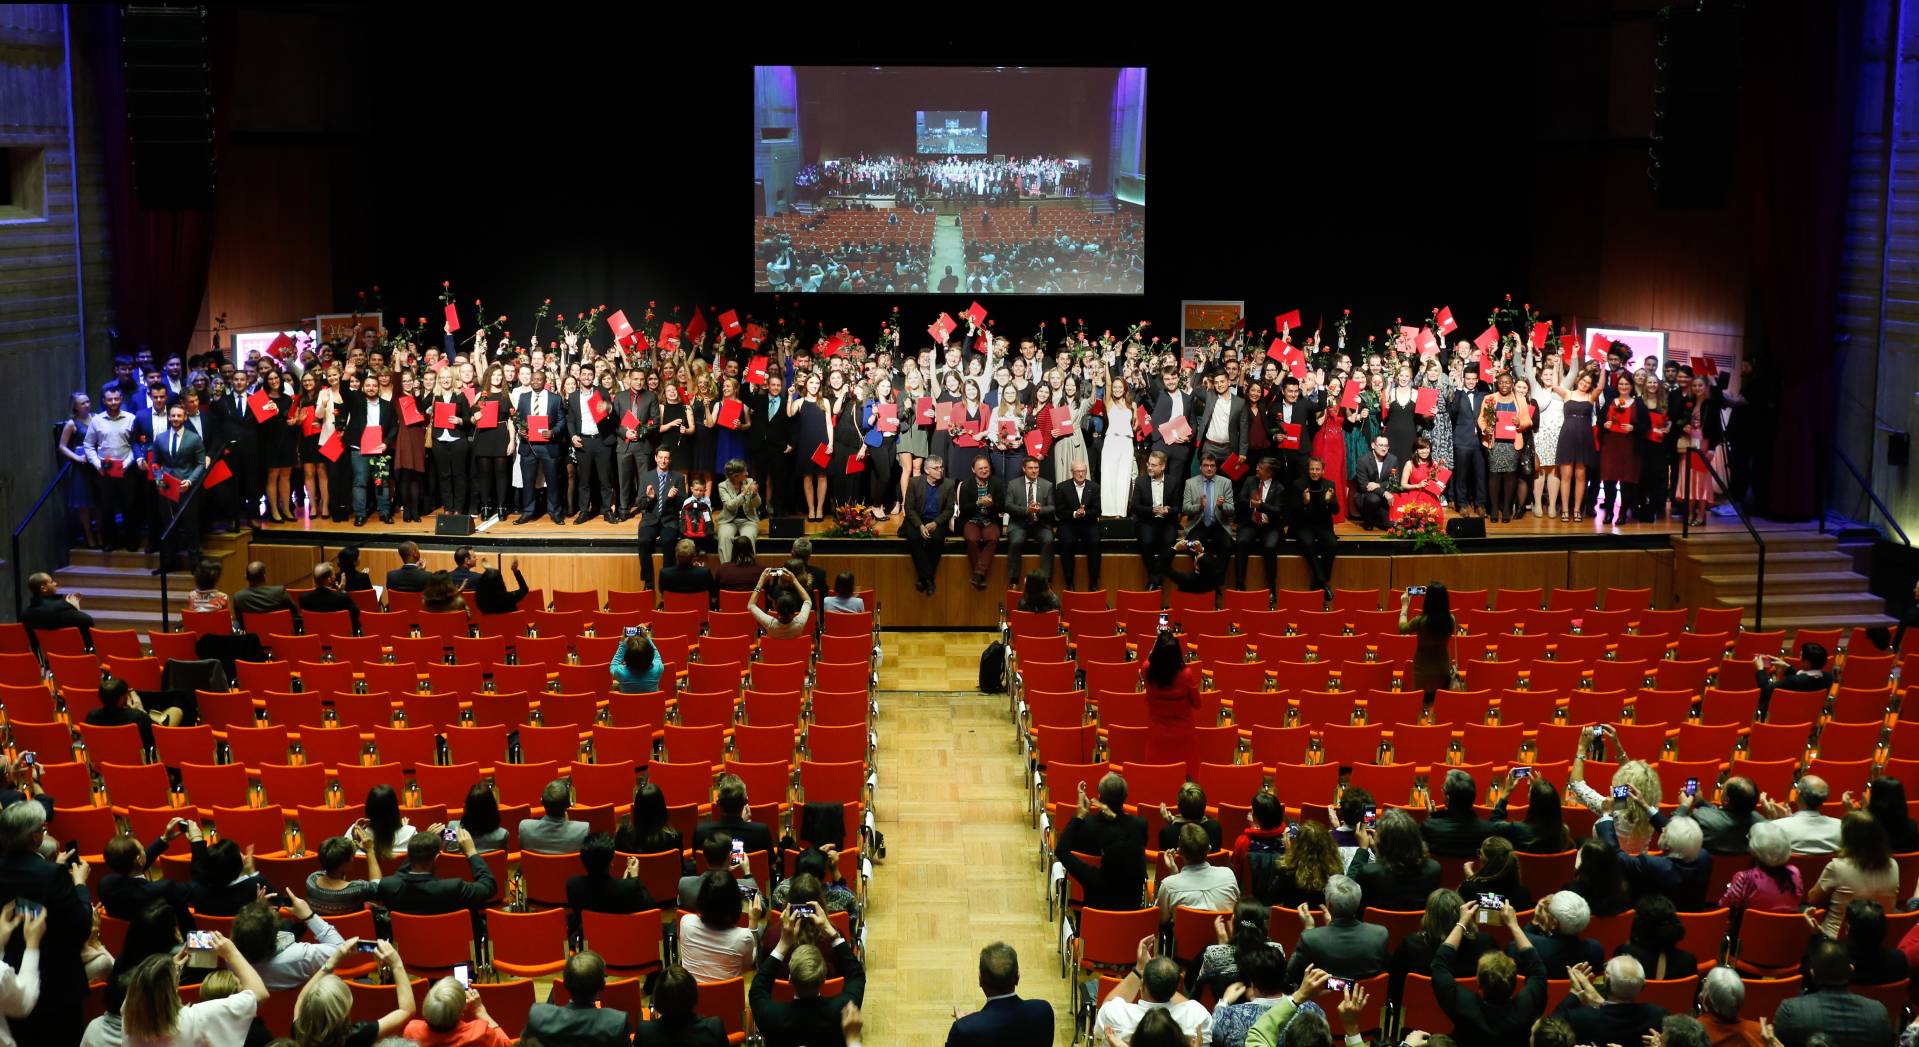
[749,566,813,640]
[609,624,662,694]
[1430,898,1549,1046]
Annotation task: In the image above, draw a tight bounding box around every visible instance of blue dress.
[714,397,748,473]
[795,400,829,477]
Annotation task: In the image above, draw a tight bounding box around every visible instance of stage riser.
[247,543,1674,630]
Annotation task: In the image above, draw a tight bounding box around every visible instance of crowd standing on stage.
[61,304,1758,587]
[789,154,1089,207]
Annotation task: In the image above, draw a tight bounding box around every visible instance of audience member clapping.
[1551,956,1667,1045]
[1157,783,1222,853]
[1286,875,1388,987]
[1095,935,1213,1047]
[944,943,1053,1046]
[1156,822,1238,926]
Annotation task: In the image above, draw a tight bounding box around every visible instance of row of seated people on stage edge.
[0,754,889,1047]
[1050,749,1919,1047]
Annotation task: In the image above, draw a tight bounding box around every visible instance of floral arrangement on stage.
[823,503,879,539]
[1387,501,1458,555]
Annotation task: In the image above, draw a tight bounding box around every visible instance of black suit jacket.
[299,586,360,631]
[1146,386,1196,453]
[516,388,571,449]
[210,390,258,459]
[1053,479,1100,527]
[639,469,688,527]
[569,389,619,448]
[659,565,716,598]
[20,594,95,649]
[1451,385,1490,444]
[613,389,657,447]
[901,477,958,536]
[0,850,93,1020]
[385,564,431,593]
[1128,473,1178,521]
[954,475,1006,525]
[1421,810,1503,858]
[341,391,396,454]
[748,940,865,1047]
[1269,395,1323,451]
[525,1000,633,1047]
[1351,452,1400,495]
[377,854,498,914]
[945,994,1055,1047]
[1510,927,1605,978]
[693,816,776,860]
[1553,996,1668,1047]
[635,1015,728,1047]
[1237,473,1287,527]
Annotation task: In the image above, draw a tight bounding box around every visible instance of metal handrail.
[1829,447,1911,546]
[154,476,210,632]
[11,462,74,618]
[1681,447,1766,630]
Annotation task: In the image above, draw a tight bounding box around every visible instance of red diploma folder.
[935,402,954,429]
[247,391,278,424]
[1340,380,1363,411]
[846,453,865,475]
[953,416,981,448]
[1279,423,1302,451]
[433,401,458,429]
[964,301,987,327]
[916,397,935,425]
[746,356,769,385]
[717,400,743,430]
[102,457,126,478]
[719,309,742,337]
[157,472,182,502]
[1023,429,1049,459]
[444,302,461,332]
[587,390,610,423]
[398,396,424,427]
[1220,453,1249,480]
[1158,414,1193,445]
[301,407,321,436]
[1494,405,1518,441]
[477,401,500,429]
[1049,406,1075,438]
[359,425,383,455]
[528,416,551,443]
[319,432,343,461]
[620,409,641,436]
[810,443,831,468]
[1647,411,1668,443]
[875,403,898,434]
[1415,387,1438,417]
[1428,466,1452,497]
[997,418,1020,444]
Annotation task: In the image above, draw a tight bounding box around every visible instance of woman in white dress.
[1521,353,1566,519]
[1099,381,1136,516]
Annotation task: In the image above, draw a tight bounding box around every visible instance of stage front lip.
[243,523,1680,556]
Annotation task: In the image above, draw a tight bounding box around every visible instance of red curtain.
[1738,1,1865,520]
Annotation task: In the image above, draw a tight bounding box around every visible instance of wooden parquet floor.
[864,632,1079,1043]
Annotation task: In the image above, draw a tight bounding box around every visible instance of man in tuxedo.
[1002,456,1055,589]
[1293,456,1342,598]
[384,541,430,593]
[569,376,617,524]
[144,404,207,568]
[1147,366,1195,482]
[945,942,1054,1047]
[0,799,94,1047]
[1194,369,1248,465]
[1270,377,1323,487]
[1448,361,1490,517]
[515,371,570,524]
[1181,452,1234,552]
[609,369,654,524]
[634,447,686,588]
[900,456,956,595]
[1350,434,1399,530]
[1129,450,1179,588]
[1233,456,1286,592]
[341,373,393,526]
[1052,459,1101,591]
[212,366,263,530]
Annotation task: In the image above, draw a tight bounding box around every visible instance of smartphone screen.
[1685,777,1699,797]
[452,962,471,987]
[1157,613,1169,632]
[730,840,745,866]
[1510,766,1532,779]
[356,940,381,953]
[1363,806,1377,825]
[1406,586,1426,596]
[1612,784,1632,800]
[1325,978,1350,992]
[624,626,640,637]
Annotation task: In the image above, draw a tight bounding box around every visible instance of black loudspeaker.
[435,514,474,536]
[1100,518,1138,540]
[1445,518,1486,540]
[121,6,215,210]
[767,516,804,538]
[1890,432,1910,468]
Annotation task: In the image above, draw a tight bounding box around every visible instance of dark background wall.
[791,66,1118,163]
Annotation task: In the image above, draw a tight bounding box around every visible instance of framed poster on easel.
[1181,300,1245,355]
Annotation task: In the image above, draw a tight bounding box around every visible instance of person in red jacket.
[1232,791,1291,895]
[1141,630,1200,778]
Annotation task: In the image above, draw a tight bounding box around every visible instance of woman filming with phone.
[1398,582,1454,705]
[1141,631,1200,778]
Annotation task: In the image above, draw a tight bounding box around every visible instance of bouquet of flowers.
[1386,501,1458,554]
[824,502,878,539]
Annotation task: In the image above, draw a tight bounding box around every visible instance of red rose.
[496,315,506,323]
[372,285,381,294]
[544,298,552,305]
[648,301,656,307]
[1522,303,1531,310]
[357,291,366,300]
[442,280,449,288]
[1504,293,1512,302]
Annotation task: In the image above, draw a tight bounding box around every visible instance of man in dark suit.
[1421,769,1502,858]
[1349,434,1399,530]
[298,562,361,632]
[1269,378,1323,488]
[569,377,618,524]
[1448,361,1490,516]
[20,573,95,650]
[100,820,198,927]
[748,906,866,1047]
[1129,449,1179,588]
[1193,369,1249,465]
[611,369,657,524]
[694,773,777,858]
[1286,874,1389,987]
[1180,451,1235,552]
[526,949,632,1046]
[145,404,207,568]
[384,541,430,593]
[231,560,297,631]
[515,371,570,524]
[945,942,1053,1047]
[1752,642,1835,719]
[1146,366,1195,483]
[1233,456,1286,592]
[746,371,792,518]
[1771,940,1892,1047]
[211,366,263,530]
[0,795,94,1047]
[900,456,957,595]
[377,829,496,915]
[1508,891,1604,977]
[634,447,686,587]
[564,833,655,943]
[1002,456,1054,589]
[1052,459,1101,591]
[339,373,393,526]
[1292,456,1341,598]
[1551,956,1668,1047]
[447,545,485,592]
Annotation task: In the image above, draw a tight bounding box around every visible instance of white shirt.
[124,990,257,1047]
[1149,478,1164,506]
[1205,396,1232,444]
[578,393,599,437]
[676,912,757,984]
[1157,862,1240,920]
[1096,996,1212,1047]
[0,950,40,1047]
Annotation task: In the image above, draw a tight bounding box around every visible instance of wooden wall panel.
[1567,548,1676,608]
[1388,552,1570,598]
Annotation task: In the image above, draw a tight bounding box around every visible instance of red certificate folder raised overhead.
[1157,414,1193,445]
[477,400,500,429]
[444,302,461,333]
[746,355,769,385]
[916,397,936,425]
[719,309,743,337]
[875,403,898,434]
[1436,306,1458,335]
[433,401,459,429]
[810,443,831,468]
[527,415,551,443]
[398,396,424,427]
[716,399,744,430]
[1278,423,1302,451]
[359,425,383,454]
[318,432,344,462]
[1415,387,1438,417]
[964,301,988,327]
[1049,406,1076,437]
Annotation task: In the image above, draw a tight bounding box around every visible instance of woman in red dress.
[1391,436,1445,525]
[1597,372,1650,526]
[1309,375,1348,520]
[1141,630,1200,779]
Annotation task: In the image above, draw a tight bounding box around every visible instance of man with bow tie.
[515,371,571,525]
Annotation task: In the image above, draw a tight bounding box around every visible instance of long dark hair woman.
[1399,582,1455,703]
[616,781,684,856]
[1193,897,1282,1000]
[1862,777,1919,852]
[1563,837,1632,916]
[1141,630,1200,778]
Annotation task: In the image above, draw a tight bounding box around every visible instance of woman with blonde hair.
[120,933,268,1046]
[289,938,415,1047]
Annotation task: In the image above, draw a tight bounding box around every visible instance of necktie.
[1027,480,1036,508]
[1203,478,1215,525]
[171,431,179,458]
[656,472,667,514]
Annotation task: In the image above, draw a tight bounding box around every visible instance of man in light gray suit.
[1194,369,1248,465]
[1182,451,1236,552]
[517,779,591,855]
[713,459,763,562]
[1002,455,1055,588]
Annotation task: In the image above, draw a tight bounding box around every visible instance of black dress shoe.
[574,511,594,525]
[380,513,394,524]
[513,513,535,525]
[927,580,936,594]
[550,514,566,525]
[353,515,366,527]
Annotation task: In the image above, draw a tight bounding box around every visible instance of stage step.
[1672,528,1893,634]
[61,586,191,614]
[1679,550,1859,574]
[66,547,235,570]
[54,564,197,593]
[1697,570,1878,599]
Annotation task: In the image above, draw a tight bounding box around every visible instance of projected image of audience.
[753,65,1146,295]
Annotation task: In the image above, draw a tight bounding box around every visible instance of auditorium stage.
[235,511,1800,629]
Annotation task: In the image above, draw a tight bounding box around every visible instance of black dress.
[1383,391,1421,463]
[654,400,693,473]
[470,393,513,457]
[259,393,296,468]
